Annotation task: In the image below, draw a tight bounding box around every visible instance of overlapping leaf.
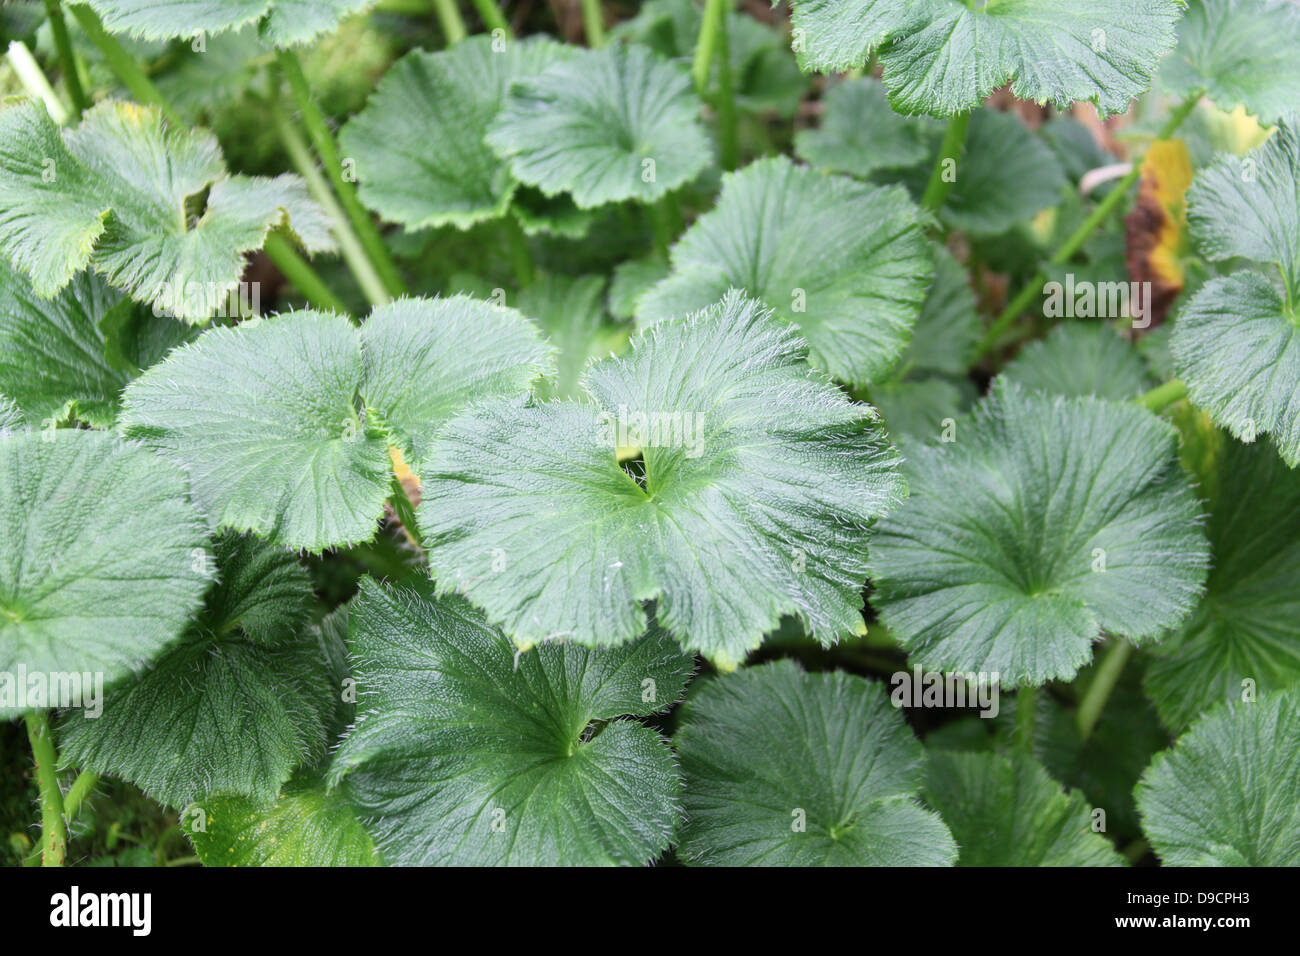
[1174,118,1300,466]
[0,100,333,321]
[1146,439,1300,730]
[675,661,956,866]
[0,264,193,429]
[121,297,550,551]
[419,292,906,669]
[340,37,574,231]
[57,533,334,808]
[637,157,932,386]
[0,429,209,716]
[1137,688,1300,865]
[869,380,1209,686]
[82,0,374,47]
[184,778,382,866]
[514,274,628,399]
[923,751,1125,866]
[330,578,693,866]
[785,0,1182,116]
[795,77,933,179]
[1160,0,1300,125]
[1001,322,1154,399]
[485,44,712,208]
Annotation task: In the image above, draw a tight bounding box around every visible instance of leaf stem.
[1014,685,1037,753]
[5,40,68,124]
[503,216,535,288]
[977,95,1201,358]
[920,111,971,214]
[67,4,183,125]
[432,0,468,43]
[62,770,99,821]
[263,232,351,315]
[470,0,510,34]
[276,48,406,300]
[42,1,90,114]
[1076,639,1133,740]
[25,712,66,867]
[1136,378,1187,413]
[270,99,389,308]
[580,0,607,48]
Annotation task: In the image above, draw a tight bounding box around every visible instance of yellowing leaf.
[1125,139,1193,327]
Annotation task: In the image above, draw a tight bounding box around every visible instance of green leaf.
[1160,0,1300,126]
[340,36,574,231]
[358,294,552,463]
[58,533,331,808]
[514,274,627,399]
[121,298,549,551]
[786,0,1183,117]
[184,777,382,866]
[933,108,1067,237]
[81,0,374,47]
[485,44,712,209]
[0,429,209,717]
[923,751,1126,866]
[869,380,1210,686]
[0,100,333,321]
[675,660,957,866]
[1001,322,1154,399]
[795,77,933,179]
[0,396,20,435]
[1174,119,1300,465]
[0,264,192,429]
[418,292,906,669]
[1146,439,1300,730]
[898,245,980,377]
[330,578,692,866]
[637,157,932,386]
[608,255,668,321]
[58,626,336,808]
[869,375,975,451]
[1136,688,1300,865]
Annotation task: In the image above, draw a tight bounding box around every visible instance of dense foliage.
[2,0,1298,868]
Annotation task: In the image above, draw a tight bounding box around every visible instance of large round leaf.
[329,578,693,866]
[675,660,957,866]
[869,380,1210,686]
[786,0,1182,117]
[637,156,932,386]
[485,43,711,209]
[340,36,574,231]
[121,297,550,551]
[0,429,209,716]
[1136,688,1300,865]
[419,291,906,669]
[81,0,373,47]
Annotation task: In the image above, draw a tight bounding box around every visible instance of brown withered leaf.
[1125,139,1193,330]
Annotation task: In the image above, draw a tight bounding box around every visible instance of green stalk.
[264,232,351,315]
[1136,378,1187,413]
[67,5,183,125]
[470,0,510,34]
[692,0,738,168]
[276,48,406,299]
[25,712,66,867]
[580,0,607,48]
[977,95,1201,357]
[6,40,68,124]
[432,0,468,43]
[271,101,390,307]
[63,770,99,821]
[43,0,89,114]
[1014,685,1038,753]
[1076,639,1134,740]
[692,0,726,94]
[503,217,535,288]
[920,111,971,213]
